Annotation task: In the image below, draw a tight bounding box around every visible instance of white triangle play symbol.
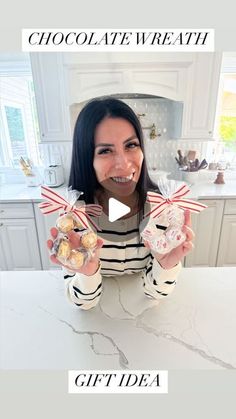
[108,198,131,222]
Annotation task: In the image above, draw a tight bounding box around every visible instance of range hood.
[98,93,165,100]
[66,60,186,105]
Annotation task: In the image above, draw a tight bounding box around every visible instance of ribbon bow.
[38,185,103,231]
[144,183,207,219]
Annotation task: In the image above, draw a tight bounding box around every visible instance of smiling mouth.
[110,173,134,183]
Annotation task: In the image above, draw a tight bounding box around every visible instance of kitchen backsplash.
[36,138,236,186]
[70,97,183,142]
[39,142,72,182]
[2,139,236,185]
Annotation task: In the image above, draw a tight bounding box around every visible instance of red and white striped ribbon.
[144,183,207,219]
[38,185,103,231]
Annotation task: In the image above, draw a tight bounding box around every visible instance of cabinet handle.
[0,209,4,213]
[0,223,3,226]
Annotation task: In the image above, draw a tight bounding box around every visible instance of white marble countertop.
[1,181,236,202]
[187,180,236,199]
[0,183,67,203]
[1,267,236,370]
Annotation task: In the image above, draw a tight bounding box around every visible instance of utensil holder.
[182,171,199,185]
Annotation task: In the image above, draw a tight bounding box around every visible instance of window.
[0,73,40,168]
[214,53,236,166]
[217,73,236,151]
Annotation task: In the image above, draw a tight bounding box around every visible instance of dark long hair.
[69,97,159,217]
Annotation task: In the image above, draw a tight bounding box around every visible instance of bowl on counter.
[181,170,200,185]
[148,170,171,183]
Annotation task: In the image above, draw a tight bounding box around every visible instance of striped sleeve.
[63,267,102,310]
[143,254,181,299]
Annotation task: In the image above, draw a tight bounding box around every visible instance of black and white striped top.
[64,207,181,310]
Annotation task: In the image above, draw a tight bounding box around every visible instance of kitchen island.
[1,267,236,370]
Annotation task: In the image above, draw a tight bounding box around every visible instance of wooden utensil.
[187,150,197,161]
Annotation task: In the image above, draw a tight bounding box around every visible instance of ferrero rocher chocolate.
[57,239,71,260]
[56,214,75,233]
[81,231,97,249]
[67,249,84,269]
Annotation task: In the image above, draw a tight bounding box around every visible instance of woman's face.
[93,117,144,198]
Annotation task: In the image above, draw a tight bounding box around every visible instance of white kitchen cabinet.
[181,53,222,140]
[30,52,222,143]
[0,237,8,270]
[30,53,71,142]
[0,203,41,270]
[217,199,236,266]
[34,203,60,270]
[184,199,224,267]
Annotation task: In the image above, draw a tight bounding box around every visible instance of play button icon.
[108,198,131,222]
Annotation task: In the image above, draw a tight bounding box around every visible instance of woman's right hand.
[47,227,103,276]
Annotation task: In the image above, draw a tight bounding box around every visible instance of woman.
[47,97,194,310]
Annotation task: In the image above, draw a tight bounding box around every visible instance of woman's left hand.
[143,210,195,270]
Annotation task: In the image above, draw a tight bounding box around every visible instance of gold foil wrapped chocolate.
[56,213,75,233]
[67,249,85,269]
[81,231,97,249]
[56,238,71,261]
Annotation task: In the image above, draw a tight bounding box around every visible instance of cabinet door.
[0,219,42,270]
[184,200,224,267]
[181,53,222,139]
[0,232,8,270]
[30,53,71,142]
[217,215,236,266]
[34,203,60,270]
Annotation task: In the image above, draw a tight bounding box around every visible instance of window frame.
[0,56,40,168]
